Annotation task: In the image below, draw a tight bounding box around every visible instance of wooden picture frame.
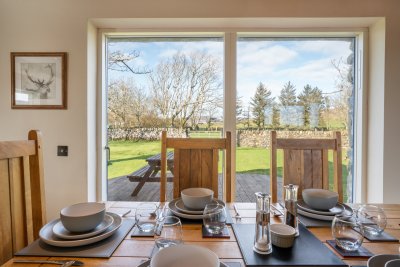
[11,52,67,109]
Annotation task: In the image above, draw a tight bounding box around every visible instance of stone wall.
[108,128,349,148]
[236,130,349,148]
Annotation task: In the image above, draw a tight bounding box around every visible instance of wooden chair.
[160,131,232,202]
[270,131,343,203]
[0,130,46,265]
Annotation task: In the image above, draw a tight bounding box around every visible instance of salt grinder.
[253,192,272,254]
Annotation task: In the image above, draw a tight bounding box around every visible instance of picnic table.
[127,151,174,196]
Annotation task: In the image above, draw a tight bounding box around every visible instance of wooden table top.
[4,202,400,267]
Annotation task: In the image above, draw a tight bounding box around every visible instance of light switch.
[57,146,68,156]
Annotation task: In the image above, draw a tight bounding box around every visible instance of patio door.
[105,35,224,201]
[235,36,356,202]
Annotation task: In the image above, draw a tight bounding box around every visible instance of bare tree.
[149,51,222,130]
[108,80,149,133]
[108,50,151,75]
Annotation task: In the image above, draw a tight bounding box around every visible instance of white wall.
[1,0,399,220]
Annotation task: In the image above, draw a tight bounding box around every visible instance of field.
[108,140,348,185]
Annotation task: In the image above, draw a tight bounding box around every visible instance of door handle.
[105,146,110,163]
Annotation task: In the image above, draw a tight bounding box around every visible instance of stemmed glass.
[135,203,158,233]
[332,214,364,251]
[155,216,183,249]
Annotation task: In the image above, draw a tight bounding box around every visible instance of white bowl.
[150,244,219,267]
[368,254,400,267]
[181,188,214,210]
[60,202,106,233]
[270,224,296,248]
[302,189,338,210]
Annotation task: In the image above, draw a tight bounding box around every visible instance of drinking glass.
[203,204,227,234]
[135,203,158,232]
[155,216,183,249]
[356,204,387,236]
[332,214,364,251]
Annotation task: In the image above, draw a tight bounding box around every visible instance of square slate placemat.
[326,240,374,258]
[363,230,399,242]
[298,214,333,228]
[15,219,135,258]
[202,225,231,238]
[233,224,347,267]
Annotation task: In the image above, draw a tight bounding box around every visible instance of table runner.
[15,219,135,258]
[232,223,347,267]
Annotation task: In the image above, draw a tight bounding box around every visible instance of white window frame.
[97,27,367,203]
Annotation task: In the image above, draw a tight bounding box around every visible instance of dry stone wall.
[108,128,349,148]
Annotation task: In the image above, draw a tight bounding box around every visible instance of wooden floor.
[108,173,283,202]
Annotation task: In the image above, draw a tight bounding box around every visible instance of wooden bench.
[127,165,173,196]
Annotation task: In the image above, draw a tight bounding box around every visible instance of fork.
[233,204,242,221]
[14,260,84,266]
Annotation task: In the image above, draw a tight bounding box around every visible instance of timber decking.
[108,173,283,202]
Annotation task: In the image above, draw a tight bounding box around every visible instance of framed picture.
[11,52,67,109]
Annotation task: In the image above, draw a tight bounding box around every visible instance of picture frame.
[11,52,67,109]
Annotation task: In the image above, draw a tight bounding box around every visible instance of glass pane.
[106,36,224,201]
[236,37,355,202]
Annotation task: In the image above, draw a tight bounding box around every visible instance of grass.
[108,140,350,200]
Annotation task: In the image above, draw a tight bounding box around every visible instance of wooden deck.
[108,173,283,202]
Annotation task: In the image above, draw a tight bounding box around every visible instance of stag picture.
[11,52,67,109]
[21,63,56,99]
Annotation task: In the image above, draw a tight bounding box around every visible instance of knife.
[14,260,84,266]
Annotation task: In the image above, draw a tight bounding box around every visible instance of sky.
[108,37,354,108]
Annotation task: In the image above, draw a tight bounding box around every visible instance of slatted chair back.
[270,131,343,203]
[0,130,46,265]
[160,131,232,202]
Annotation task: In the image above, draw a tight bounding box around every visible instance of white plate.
[52,213,114,240]
[297,204,353,221]
[169,198,225,219]
[136,259,229,267]
[297,200,345,215]
[39,212,122,247]
[175,199,219,215]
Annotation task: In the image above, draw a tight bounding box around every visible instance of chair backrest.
[0,130,46,265]
[270,130,343,203]
[160,131,232,202]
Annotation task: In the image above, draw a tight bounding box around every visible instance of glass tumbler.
[203,204,227,234]
[356,204,387,236]
[155,216,183,249]
[332,214,364,251]
[135,203,158,232]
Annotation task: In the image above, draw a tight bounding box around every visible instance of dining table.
[4,202,400,267]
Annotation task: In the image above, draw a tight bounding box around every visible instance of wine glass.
[332,214,364,251]
[155,216,183,249]
[203,203,227,234]
[356,204,387,236]
[135,203,158,233]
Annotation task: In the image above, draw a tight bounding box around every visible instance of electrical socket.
[57,146,68,156]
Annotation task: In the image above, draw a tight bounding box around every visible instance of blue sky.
[108,37,353,107]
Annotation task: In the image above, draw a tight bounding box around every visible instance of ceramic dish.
[136,260,229,267]
[175,198,218,215]
[169,198,225,219]
[52,213,114,240]
[297,204,353,221]
[39,212,121,247]
[297,200,345,215]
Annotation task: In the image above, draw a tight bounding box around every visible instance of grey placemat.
[363,230,399,242]
[233,223,347,267]
[15,219,135,258]
[326,240,373,258]
[131,224,155,237]
[298,214,333,228]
